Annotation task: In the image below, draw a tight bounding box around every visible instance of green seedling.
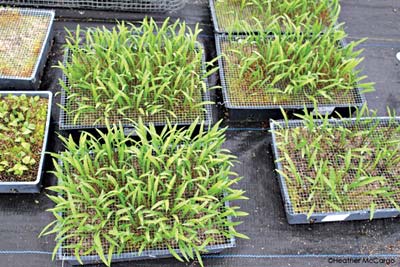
[41,119,248,266]
[0,94,47,181]
[59,18,217,126]
[221,24,374,106]
[271,105,400,219]
[214,0,340,33]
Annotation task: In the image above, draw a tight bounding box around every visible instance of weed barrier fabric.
[1,131,400,267]
[1,0,400,266]
[0,0,187,12]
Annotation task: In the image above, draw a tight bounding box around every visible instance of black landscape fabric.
[0,0,399,266]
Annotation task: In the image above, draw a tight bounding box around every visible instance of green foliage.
[59,18,217,126]
[271,105,400,219]
[0,94,47,180]
[41,120,248,266]
[214,0,340,33]
[223,25,374,104]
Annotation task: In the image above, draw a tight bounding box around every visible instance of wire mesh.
[271,117,400,218]
[209,0,336,33]
[215,34,364,109]
[0,0,187,12]
[0,7,54,79]
[58,206,233,263]
[56,153,235,263]
[59,44,213,130]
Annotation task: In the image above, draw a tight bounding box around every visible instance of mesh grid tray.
[0,8,54,90]
[0,91,52,193]
[55,155,235,264]
[59,44,213,131]
[215,34,365,121]
[57,207,235,265]
[270,117,400,224]
[209,0,336,34]
[1,0,187,12]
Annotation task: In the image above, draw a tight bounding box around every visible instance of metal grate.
[215,34,365,110]
[58,205,234,264]
[56,153,235,264]
[0,0,187,12]
[59,44,213,130]
[270,117,400,224]
[0,7,54,87]
[209,0,337,34]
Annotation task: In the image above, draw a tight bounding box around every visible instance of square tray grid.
[0,91,52,193]
[59,44,213,130]
[58,205,235,265]
[270,117,400,224]
[215,34,365,115]
[56,157,235,265]
[209,0,337,34]
[0,7,54,90]
[1,0,187,12]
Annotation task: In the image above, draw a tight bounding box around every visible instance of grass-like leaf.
[42,120,247,266]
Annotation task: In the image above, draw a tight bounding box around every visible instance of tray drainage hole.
[10,188,19,193]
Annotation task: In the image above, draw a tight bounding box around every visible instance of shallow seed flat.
[219,37,360,107]
[0,8,52,78]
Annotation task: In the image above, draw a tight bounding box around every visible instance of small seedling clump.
[0,94,48,182]
[214,0,339,33]
[42,120,248,266]
[0,8,51,78]
[220,26,374,106]
[60,18,216,127]
[272,106,400,219]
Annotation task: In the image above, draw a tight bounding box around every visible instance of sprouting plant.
[59,18,217,127]
[0,94,48,180]
[41,119,248,266]
[271,104,400,219]
[221,23,374,106]
[214,0,340,33]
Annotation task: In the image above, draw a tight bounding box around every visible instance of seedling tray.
[215,34,365,122]
[56,157,235,264]
[1,0,186,12]
[0,8,54,90]
[0,91,52,193]
[209,0,337,34]
[270,117,400,224]
[59,45,213,131]
[58,213,235,265]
